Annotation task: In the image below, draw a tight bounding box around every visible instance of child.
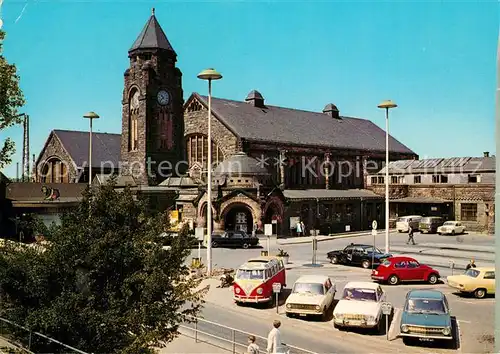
[247,335,259,354]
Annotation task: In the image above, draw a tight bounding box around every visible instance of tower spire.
[152,7,155,15]
[129,9,176,55]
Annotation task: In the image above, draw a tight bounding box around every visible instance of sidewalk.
[160,333,226,353]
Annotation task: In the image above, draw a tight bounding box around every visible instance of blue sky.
[1,0,498,178]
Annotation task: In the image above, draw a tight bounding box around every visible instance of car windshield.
[443,222,454,226]
[397,217,408,222]
[465,269,480,278]
[342,288,377,301]
[420,217,431,223]
[236,269,264,280]
[406,298,446,314]
[293,282,324,295]
[381,259,391,266]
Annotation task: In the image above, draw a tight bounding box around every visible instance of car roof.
[295,275,330,283]
[346,244,372,247]
[344,281,379,290]
[407,289,444,300]
[387,256,417,262]
[476,267,495,272]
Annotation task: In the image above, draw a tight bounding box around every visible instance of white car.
[285,275,336,319]
[333,282,385,332]
[396,215,421,233]
[437,221,465,235]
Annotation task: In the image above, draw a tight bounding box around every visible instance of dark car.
[327,243,392,269]
[400,289,454,346]
[211,230,259,249]
[419,217,444,234]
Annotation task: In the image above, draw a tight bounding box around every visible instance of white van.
[396,215,422,233]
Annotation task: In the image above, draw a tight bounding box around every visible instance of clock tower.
[121,8,185,185]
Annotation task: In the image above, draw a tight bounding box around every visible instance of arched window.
[129,89,139,151]
[39,158,69,183]
[186,134,224,168]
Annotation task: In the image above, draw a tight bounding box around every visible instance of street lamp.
[197,68,222,276]
[83,112,100,187]
[377,100,397,254]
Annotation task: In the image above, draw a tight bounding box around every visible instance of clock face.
[130,91,140,109]
[157,90,170,105]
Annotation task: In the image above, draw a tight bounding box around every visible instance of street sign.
[372,220,378,230]
[195,227,204,242]
[381,302,392,315]
[371,229,377,236]
[272,282,282,293]
[264,224,273,236]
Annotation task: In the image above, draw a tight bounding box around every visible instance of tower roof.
[129,8,176,55]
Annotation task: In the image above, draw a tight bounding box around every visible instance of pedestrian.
[247,335,259,354]
[407,219,416,245]
[300,221,306,236]
[466,258,476,270]
[296,221,302,237]
[266,320,281,354]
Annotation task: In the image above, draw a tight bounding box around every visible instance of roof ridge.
[53,129,121,136]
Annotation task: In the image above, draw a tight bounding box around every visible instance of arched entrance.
[199,203,215,230]
[223,204,253,233]
[264,203,283,236]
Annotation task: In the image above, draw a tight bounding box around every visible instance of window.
[468,175,480,183]
[391,176,398,184]
[461,203,477,221]
[377,176,384,184]
[394,261,407,269]
[414,175,421,184]
[398,176,405,184]
[407,261,420,268]
[465,268,480,278]
[186,134,224,169]
[432,175,448,183]
[484,271,495,279]
[371,176,378,184]
[39,158,69,183]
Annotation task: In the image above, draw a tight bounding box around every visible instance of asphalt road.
[188,233,495,353]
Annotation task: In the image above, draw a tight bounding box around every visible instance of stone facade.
[35,133,78,183]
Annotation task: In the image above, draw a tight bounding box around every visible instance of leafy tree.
[0,29,25,168]
[0,183,205,353]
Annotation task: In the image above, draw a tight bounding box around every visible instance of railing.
[0,317,88,353]
[179,315,317,354]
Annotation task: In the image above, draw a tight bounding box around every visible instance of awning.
[391,197,452,204]
[283,189,383,201]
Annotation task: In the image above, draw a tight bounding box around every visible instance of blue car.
[400,290,454,346]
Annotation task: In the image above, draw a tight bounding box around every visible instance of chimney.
[245,90,265,108]
[484,151,490,157]
[323,103,340,119]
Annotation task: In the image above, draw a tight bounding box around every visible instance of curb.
[277,231,385,245]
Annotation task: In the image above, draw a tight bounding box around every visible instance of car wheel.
[437,232,441,235]
[362,260,371,269]
[451,230,455,235]
[474,288,487,299]
[321,307,328,321]
[402,337,413,346]
[428,273,438,284]
[388,274,399,285]
[211,241,218,248]
[330,255,339,264]
[242,243,249,249]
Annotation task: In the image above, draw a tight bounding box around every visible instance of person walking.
[300,221,306,236]
[296,221,303,237]
[247,335,260,354]
[466,258,476,270]
[407,219,416,245]
[266,320,282,354]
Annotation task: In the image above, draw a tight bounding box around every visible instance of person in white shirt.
[247,335,259,354]
[266,320,281,353]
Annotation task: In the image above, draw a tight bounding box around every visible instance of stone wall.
[36,133,78,183]
[184,107,238,161]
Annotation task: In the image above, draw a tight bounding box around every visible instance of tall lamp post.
[83,112,100,187]
[377,100,397,254]
[197,68,222,276]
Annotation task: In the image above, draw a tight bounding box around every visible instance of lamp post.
[377,100,397,254]
[83,112,100,187]
[197,68,222,276]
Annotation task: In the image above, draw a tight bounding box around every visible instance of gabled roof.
[190,93,416,155]
[52,130,121,168]
[377,156,495,175]
[129,9,176,54]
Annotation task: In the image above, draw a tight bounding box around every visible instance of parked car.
[285,275,336,320]
[211,230,259,249]
[327,243,391,269]
[333,282,385,332]
[437,221,465,235]
[419,216,444,234]
[400,290,453,346]
[371,256,440,285]
[396,216,422,233]
[447,267,495,299]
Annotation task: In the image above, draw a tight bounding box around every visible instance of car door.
[483,271,495,293]
[221,232,232,246]
[351,247,365,265]
[394,260,410,281]
[231,232,244,247]
[324,278,334,307]
[406,260,426,281]
[343,246,354,263]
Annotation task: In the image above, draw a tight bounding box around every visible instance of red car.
[371,256,440,285]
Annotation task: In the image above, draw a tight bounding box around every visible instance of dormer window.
[432,175,448,183]
[468,174,480,183]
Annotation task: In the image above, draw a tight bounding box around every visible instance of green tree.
[0,183,205,353]
[0,29,25,168]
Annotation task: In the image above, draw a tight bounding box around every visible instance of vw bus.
[233,256,286,304]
